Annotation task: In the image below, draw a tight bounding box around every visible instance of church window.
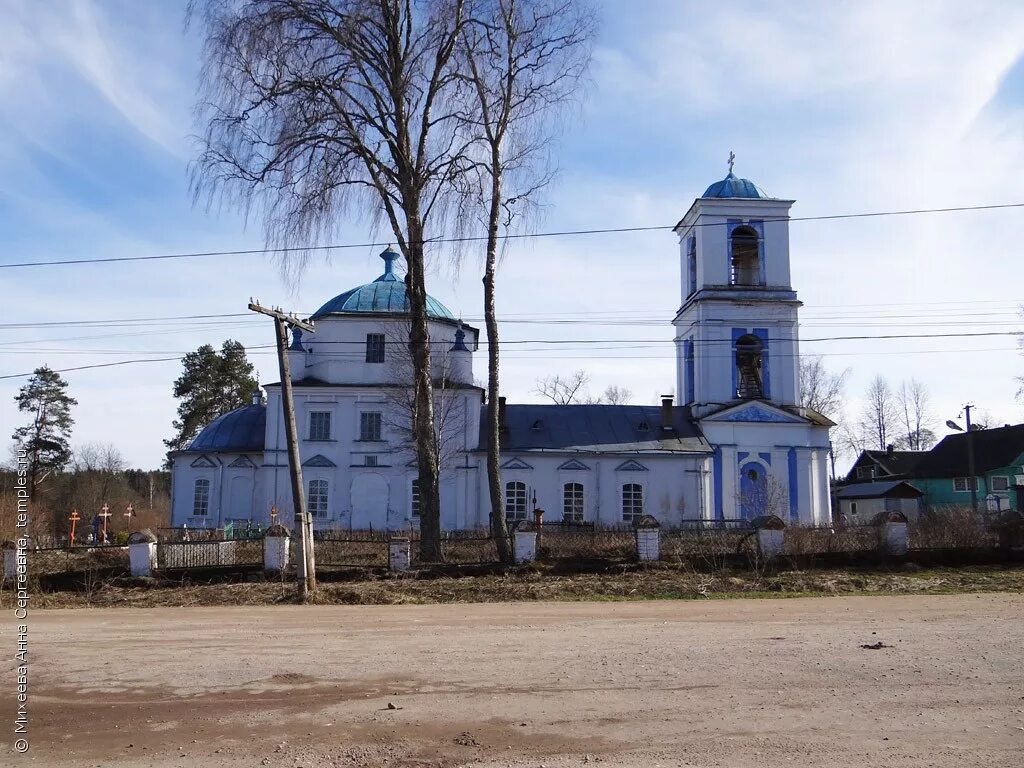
[308,479,329,518]
[622,483,643,523]
[364,455,378,467]
[309,411,331,441]
[359,412,383,441]
[687,236,697,296]
[730,226,761,286]
[193,479,210,516]
[366,333,386,363]
[563,482,584,522]
[505,481,528,522]
[410,479,420,517]
[735,334,765,399]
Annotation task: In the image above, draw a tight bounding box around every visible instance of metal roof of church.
[310,248,457,321]
[481,404,711,454]
[186,404,266,453]
[702,172,770,199]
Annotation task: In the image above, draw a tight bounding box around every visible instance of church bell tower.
[673,158,802,419]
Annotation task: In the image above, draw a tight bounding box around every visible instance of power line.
[4,201,1024,269]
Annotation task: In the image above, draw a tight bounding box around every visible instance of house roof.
[836,480,923,499]
[483,404,711,455]
[310,248,456,322]
[913,423,1024,477]
[185,404,266,453]
[859,449,925,477]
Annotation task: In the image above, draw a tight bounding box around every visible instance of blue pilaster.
[787,447,798,522]
[713,447,723,520]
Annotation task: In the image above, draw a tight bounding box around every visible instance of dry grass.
[6,563,1023,609]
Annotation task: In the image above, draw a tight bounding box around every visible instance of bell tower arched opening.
[730,226,761,286]
[735,334,764,399]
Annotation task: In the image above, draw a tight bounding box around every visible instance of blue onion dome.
[702,172,770,199]
[310,248,457,321]
[187,404,266,452]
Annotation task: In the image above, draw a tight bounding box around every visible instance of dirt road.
[5,594,1023,767]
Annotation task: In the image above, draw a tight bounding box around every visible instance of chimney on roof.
[251,389,263,406]
[886,443,894,454]
[498,396,507,433]
[661,395,674,429]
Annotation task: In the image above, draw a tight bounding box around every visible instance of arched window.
[730,226,760,286]
[410,479,420,518]
[622,483,643,523]
[308,479,329,518]
[735,334,764,399]
[563,482,584,522]
[193,478,210,517]
[505,481,528,522]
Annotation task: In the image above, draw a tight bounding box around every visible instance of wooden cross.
[99,503,112,544]
[124,503,135,532]
[728,150,736,174]
[69,509,81,547]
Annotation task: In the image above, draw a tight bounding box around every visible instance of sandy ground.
[3,594,1023,767]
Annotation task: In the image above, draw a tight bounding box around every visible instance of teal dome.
[702,172,769,199]
[310,249,457,321]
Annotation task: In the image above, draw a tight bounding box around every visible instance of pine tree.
[12,365,77,490]
[165,340,258,455]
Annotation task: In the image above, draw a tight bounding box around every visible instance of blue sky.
[3,0,1024,470]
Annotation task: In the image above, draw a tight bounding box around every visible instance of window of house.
[563,482,584,522]
[735,334,764,399]
[410,479,420,518]
[850,501,858,516]
[309,411,331,441]
[991,476,1010,492]
[856,466,876,481]
[505,481,527,522]
[622,483,643,523]
[359,411,383,441]
[193,478,210,516]
[365,333,385,363]
[953,477,979,492]
[729,226,760,286]
[308,479,329,518]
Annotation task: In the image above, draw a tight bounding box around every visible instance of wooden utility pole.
[964,403,978,516]
[249,301,318,598]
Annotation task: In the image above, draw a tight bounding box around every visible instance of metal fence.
[661,520,756,564]
[535,523,637,563]
[30,545,130,575]
[313,530,389,567]
[157,539,263,569]
[409,529,512,565]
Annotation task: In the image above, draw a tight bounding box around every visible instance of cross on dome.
[728,150,735,174]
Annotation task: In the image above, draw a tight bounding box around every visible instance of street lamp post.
[946,403,978,515]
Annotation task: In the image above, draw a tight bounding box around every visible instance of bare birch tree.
[896,378,935,450]
[860,375,899,451]
[190,0,473,560]
[798,356,848,420]
[535,369,591,404]
[455,0,595,561]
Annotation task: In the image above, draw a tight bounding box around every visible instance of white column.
[129,542,157,577]
[263,535,290,572]
[389,538,411,571]
[757,528,785,559]
[882,522,908,556]
[636,527,660,561]
[514,528,537,564]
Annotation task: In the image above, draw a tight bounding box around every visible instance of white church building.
[169,169,834,530]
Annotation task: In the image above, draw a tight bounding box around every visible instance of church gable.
[557,458,590,471]
[228,455,257,468]
[190,455,218,468]
[703,402,805,424]
[615,459,648,472]
[302,454,337,467]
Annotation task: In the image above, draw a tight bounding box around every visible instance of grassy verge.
[3,563,1023,609]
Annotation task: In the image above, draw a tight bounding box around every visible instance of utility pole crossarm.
[247,301,315,333]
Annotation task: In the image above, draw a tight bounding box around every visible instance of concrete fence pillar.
[2,543,16,583]
[514,524,538,564]
[263,524,291,573]
[882,521,909,556]
[635,515,661,561]
[388,538,411,572]
[127,531,158,577]
[753,515,786,560]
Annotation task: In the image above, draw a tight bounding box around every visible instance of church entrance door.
[227,475,253,523]
[350,473,389,531]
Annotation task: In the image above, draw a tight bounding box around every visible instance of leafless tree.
[534,369,591,404]
[860,375,899,451]
[454,0,594,561]
[190,0,474,560]
[600,385,632,405]
[73,442,126,474]
[896,378,935,451]
[798,356,848,419]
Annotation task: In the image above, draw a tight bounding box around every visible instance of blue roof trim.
[187,404,266,453]
[310,248,456,321]
[703,172,769,199]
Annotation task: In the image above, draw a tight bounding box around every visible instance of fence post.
[388,537,411,572]
[514,521,538,564]
[875,511,909,556]
[754,515,786,560]
[635,515,661,561]
[128,530,158,577]
[263,524,291,573]
[2,541,16,584]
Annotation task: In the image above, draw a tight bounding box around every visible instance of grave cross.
[69,509,81,547]
[124,503,135,532]
[99,503,112,544]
